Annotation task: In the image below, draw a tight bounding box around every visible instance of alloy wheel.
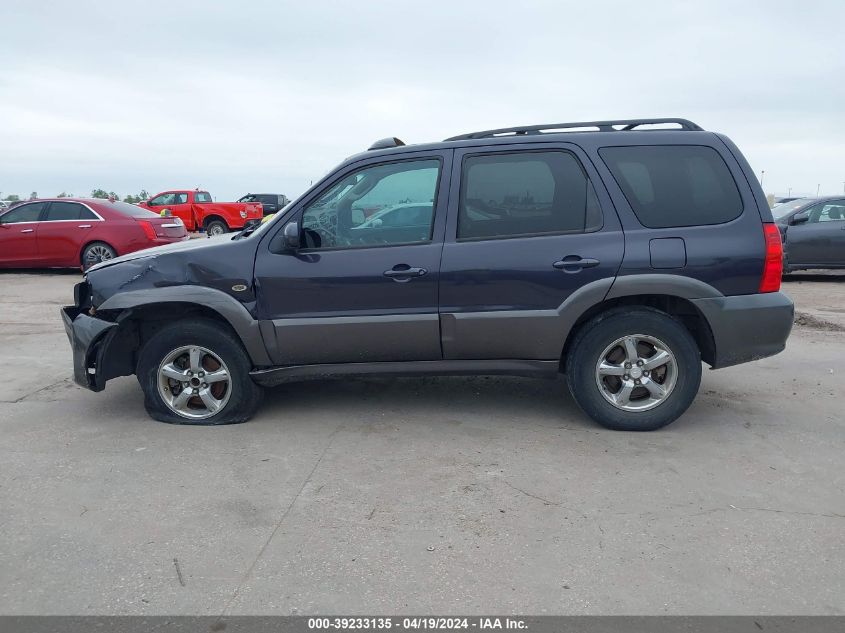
[157,345,232,419]
[594,334,677,412]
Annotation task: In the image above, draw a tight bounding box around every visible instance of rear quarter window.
[600,145,743,228]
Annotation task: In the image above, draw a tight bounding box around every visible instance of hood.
[88,234,232,272]
[85,231,259,309]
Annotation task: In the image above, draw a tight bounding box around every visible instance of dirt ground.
[0,269,843,615]
[781,270,845,330]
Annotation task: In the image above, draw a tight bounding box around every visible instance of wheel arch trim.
[97,286,272,366]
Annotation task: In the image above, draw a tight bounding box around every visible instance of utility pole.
[816,184,821,196]
[788,187,792,196]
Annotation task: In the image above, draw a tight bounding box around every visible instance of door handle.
[20,228,34,233]
[383,265,428,281]
[78,224,92,228]
[553,256,600,272]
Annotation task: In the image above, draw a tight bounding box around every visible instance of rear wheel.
[136,319,262,425]
[81,242,116,270]
[205,219,228,236]
[566,308,702,431]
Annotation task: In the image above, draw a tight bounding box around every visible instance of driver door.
[255,150,451,365]
[787,200,845,266]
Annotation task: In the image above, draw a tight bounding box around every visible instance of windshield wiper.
[234,222,260,240]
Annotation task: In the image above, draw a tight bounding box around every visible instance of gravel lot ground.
[0,270,843,615]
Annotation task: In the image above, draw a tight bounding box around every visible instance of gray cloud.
[1,0,843,201]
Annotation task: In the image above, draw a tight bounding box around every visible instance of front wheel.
[136,319,263,425]
[565,308,702,431]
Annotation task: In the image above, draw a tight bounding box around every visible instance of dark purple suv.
[62,118,793,431]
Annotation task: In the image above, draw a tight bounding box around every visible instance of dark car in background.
[238,193,289,216]
[62,118,793,431]
[773,196,845,272]
[0,198,188,270]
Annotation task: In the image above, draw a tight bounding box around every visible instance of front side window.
[44,202,97,221]
[194,192,211,203]
[458,151,601,240]
[772,198,811,220]
[301,159,440,249]
[150,193,176,206]
[0,202,46,223]
[600,145,743,228]
[809,202,845,223]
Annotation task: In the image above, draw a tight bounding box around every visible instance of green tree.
[29,192,38,200]
[6,194,20,202]
[123,190,150,204]
[91,189,109,199]
[56,191,73,198]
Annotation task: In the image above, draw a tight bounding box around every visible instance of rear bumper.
[61,306,118,391]
[692,291,794,369]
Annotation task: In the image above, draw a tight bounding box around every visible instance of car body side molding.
[250,359,560,387]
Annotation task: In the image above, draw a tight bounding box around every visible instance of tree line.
[1,189,150,204]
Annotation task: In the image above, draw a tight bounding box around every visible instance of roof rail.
[444,118,703,141]
[368,137,406,150]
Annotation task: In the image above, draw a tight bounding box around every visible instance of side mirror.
[791,212,809,225]
[283,221,300,250]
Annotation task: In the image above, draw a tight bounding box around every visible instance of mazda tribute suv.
[62,118,794,431]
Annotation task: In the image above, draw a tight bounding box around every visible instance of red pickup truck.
[138,190,263,235]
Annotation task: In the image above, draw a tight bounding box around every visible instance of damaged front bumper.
[61,304,118,392]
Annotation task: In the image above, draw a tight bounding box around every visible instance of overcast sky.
[1,0,843,202]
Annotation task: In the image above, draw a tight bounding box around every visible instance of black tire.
[205,219,228,236]
[565,307,702,431]
[136,319,263,425]
[81,242,116,270]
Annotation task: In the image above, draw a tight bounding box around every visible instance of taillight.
[759,223,783,293]
[138,220,158,241]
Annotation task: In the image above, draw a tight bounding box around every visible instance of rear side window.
[458,151,602,240]
[45,202,97,221]
[195,191,212,203]
[107,201,159,218]
[600,145,743,228]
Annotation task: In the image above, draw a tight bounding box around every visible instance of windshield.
[235,201,294,239]
[772,198,812,220]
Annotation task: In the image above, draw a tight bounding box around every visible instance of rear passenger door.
[439,144,624,360]
[36,201,99,266]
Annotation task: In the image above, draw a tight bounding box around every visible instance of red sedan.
[0,198,188,270]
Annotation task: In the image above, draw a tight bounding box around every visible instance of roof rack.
[368,137,406,150]
[444,118,703,141]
